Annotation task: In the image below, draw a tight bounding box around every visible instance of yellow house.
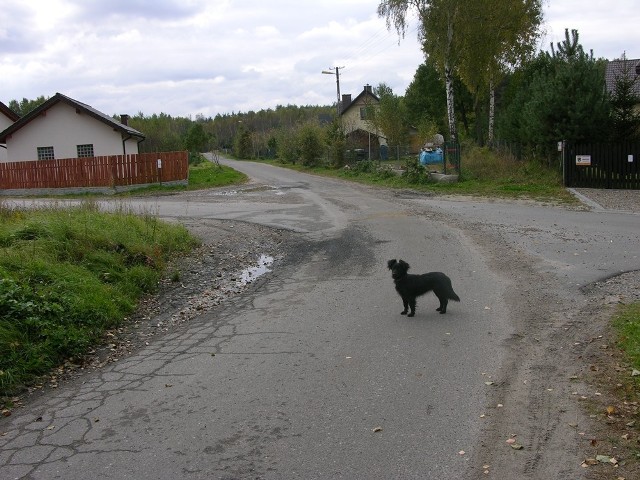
[340,85,387,160]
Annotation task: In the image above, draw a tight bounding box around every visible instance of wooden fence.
[564,142,640,189]
[0,151,189,192]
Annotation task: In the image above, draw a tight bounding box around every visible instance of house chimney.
[364,84,372,93]
[120,114,129,126]
[342,94,352,108]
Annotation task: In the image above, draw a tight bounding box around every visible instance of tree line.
[7,0,640,165]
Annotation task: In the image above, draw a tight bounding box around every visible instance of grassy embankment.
[0,162,246,400]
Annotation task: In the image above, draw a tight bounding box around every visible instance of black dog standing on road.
[387,259,460,317]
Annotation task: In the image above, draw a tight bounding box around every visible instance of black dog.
[387,259,460,317]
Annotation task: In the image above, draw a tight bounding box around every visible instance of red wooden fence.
[0,151,189,190]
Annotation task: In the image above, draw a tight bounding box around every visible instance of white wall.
[0,113,15,162]
[5,102,138,162]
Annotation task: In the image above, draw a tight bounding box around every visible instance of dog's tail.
[447,281,460,302]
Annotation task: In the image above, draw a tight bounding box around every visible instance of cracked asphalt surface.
[1,160,639,479]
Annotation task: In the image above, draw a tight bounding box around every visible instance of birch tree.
[457,0,542,144]
[378,0,461,141]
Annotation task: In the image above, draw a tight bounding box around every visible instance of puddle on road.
[237,254,274,285]
[213,185,283,196]
[212,185,291,197]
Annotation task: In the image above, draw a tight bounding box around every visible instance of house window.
[77,144,94,158]
[37,146,55,160]
[360,107,368,120]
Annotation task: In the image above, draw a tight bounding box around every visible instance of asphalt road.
[1,159,638,479]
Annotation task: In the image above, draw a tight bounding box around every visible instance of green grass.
[613,303,640,372]
[256,145,577,204]
[0,201,200,398]
[610,302,640,402]
[116,161,247,196]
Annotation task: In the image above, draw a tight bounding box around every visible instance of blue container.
[419,148,443,165]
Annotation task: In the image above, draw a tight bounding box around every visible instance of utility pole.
[322,66,344,116]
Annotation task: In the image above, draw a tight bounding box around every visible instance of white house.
[0,101,20,162]
[0,93,145,163]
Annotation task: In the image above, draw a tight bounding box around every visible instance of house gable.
[0,101,20,161]
[340,84,386,147]
[0,101,20,128]
[0,93,145,162]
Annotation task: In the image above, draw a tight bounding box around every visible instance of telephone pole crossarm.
[322,66,344,115]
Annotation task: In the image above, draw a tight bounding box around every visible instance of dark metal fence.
[563,142,640,189]
[443,141,461,174]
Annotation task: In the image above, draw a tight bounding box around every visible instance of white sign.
[629,154,634,163]
[157,159,162,168]
[575,155,591,166]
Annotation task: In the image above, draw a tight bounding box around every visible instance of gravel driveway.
[571,188,640,213]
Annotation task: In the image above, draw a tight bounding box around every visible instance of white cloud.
[1,0,637,118]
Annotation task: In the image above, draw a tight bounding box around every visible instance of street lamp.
[322,66,344,116]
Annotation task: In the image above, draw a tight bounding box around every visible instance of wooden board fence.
[0,151,188,190]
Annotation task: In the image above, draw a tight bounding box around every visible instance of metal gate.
[563,141,640,189]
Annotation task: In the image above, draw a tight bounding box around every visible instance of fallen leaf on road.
[606,405,616,415]
[510,443,523,450]
[372,426,382,433]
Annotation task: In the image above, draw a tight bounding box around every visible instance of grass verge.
[614,303,640,381]
[117,160,247,195]
[257,145,577,205]
[0,201,200,398]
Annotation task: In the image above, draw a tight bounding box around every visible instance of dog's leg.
[407,298,416,317]
[436,295,448,314]
[400,296,409,315]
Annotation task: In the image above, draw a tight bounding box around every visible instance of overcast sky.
[1,1,638,119]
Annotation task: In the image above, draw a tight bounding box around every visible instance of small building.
[0,93,144,163]
[0,101,20,162]
[605,58,640,97]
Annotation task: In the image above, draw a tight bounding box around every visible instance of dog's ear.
[387,259,397,270]
[399,259,410,271]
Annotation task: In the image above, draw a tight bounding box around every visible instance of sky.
[1,1,638,119]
